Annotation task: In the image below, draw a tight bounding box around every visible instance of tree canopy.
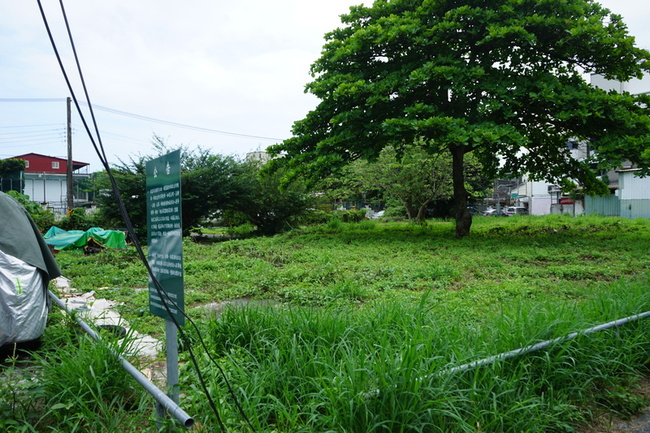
[269,0,650,237]
[93,137,313,239]
[93,140,243,239]
[317,144,489,221]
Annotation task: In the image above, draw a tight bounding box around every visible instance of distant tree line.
[9,136,491,238]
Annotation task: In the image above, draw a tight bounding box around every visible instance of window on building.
[567,140,579,150]
[25,160,29,168]
[52,161,60,169]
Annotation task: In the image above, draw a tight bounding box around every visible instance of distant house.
[582,73,650,219]
[4,153,92,213]
[503,73,650,218]
[585,168,650,218]
[497,140,589,216]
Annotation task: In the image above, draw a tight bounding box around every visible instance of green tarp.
[43,227,126,251]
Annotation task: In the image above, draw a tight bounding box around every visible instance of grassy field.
[2,215,650,432]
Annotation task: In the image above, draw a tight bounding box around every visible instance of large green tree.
[270,0,650,237]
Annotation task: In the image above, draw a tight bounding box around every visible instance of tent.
[0,192,61,347]
[43,226,126,251]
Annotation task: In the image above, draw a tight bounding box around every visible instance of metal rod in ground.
[48,290,195,429]
[157,319,181,432]
[365,310,650,399]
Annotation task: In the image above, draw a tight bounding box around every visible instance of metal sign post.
[146,150,184,428]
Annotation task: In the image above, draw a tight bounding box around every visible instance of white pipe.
[48,290,194,429]
[366,310,650,398]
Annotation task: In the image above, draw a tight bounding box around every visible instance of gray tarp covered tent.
[0,192,61,346]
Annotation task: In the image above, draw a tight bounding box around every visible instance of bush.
[226,223,256,238]
[4,190,56,231]
[339,209,368,223]
[382,204,408,219]
[301,209,334,225]
[57,207,95,231]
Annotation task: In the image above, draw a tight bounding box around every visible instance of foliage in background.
[360,145,489,221]
[269,0,650,237]
[4,190,56,231]
[315,144,490,221]
[92,137,244,240]
[223,160,315,236]
[92,160,147,238]
[0,158,26,194]
[315,162,384,210]
[56,207,97,231]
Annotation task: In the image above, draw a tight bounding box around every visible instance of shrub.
[5,190,56,231]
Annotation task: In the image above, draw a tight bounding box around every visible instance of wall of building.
[23,172,91,213]
[21,154,69,174]
[619,171,650,219]
[529,197,552,215]
[591,73,650,95]
[24,174,67,204]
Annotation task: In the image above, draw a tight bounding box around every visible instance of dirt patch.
[580,376,650,433]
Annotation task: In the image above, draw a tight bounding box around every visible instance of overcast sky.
[1,0,649,172]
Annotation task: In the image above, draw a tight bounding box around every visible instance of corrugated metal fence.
[584,195,620,216]
[621,199,650,219]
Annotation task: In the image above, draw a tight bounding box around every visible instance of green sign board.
[146,150,184,326]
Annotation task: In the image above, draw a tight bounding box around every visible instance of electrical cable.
[0,123,62,129]
[0,97,66,103]
[42,0,232,429]
[0,128,64,136]
[0,99,284,143]
[81,102,284,141]
[37,1,257,431]
[40,0,230,429]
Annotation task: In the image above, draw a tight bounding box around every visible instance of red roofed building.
[5,153,92,213]
[12,152,89,175]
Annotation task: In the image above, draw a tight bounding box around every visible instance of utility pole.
[66,97,74,213]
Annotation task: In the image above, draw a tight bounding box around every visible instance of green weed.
[34,216,650,431]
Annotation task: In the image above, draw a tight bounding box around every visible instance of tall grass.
[0,309,155,432]
[182,278,650,432]
[25,216,650,431]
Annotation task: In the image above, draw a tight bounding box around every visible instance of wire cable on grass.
[36,1,256,431]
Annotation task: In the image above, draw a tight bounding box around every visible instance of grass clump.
[30,215,650,431]
[183,280,650,432]
[0,309,154,432]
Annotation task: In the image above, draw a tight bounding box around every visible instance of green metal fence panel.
[585,195,620,216]
[620,199,650,219]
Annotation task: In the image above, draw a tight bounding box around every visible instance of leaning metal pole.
[365,310,650,398]
[48,290,194,429]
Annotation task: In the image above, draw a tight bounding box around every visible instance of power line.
[0,129,65,137]
[0,98,285,142]
[81,102,284,141]
[0,97,66,103]
[0,123,62,129]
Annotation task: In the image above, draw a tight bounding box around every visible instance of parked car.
[482,208,507,216]
[504,206,529,216]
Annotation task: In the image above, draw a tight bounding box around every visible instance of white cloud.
[0,0,648,170]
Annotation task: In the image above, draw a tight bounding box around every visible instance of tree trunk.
[404,201,417,220]
[416,204,428,222]
[451,145,472,238]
